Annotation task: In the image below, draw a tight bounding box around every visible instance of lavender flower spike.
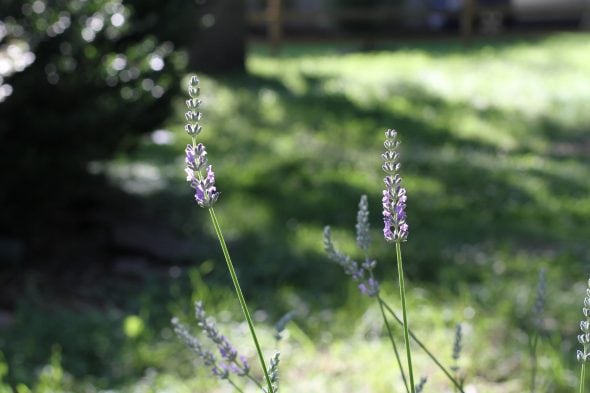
[356,194,371,252]
[382,129,409,242]
[183,76,220,208]
[194,301,251,377]
[171,317,228,379]
[577,279,590,363]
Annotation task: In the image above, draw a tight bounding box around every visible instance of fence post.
[268,0,282,55]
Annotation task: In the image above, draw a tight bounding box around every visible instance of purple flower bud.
[194,165,220,208]
[212,364,229,379]
[359,277,379,297]
[185,144,208,172]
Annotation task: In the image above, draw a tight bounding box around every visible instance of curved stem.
[378,296,409,393]
[395,241,415,393]
[209,208,275,393]
[380,300,465,393]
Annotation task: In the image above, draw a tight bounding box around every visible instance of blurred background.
[1,0,590,391]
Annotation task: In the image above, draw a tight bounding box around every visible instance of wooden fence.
[246,0,512,53]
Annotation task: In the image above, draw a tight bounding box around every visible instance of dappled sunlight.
[3,30,590,392]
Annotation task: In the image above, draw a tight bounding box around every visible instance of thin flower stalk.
[324,195,409,392]
[358,195,408,392]
[183,76,275,393]
[529,268,545,393]
[378,296,409,393]
[395,241,415,393]
[382,128,414,393]
[323,194,468,393]
[380,301,466,393]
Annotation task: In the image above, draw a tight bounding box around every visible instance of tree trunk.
[189,0,246,73]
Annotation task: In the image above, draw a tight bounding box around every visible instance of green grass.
[3,32,590,392]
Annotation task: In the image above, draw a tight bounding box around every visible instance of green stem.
[378,296,410,393]
[395,241,415,393]
[381,301,465,393]
[530,333,538,393]
[581,362,586,393]
[208,208,275,393]
[228,378,245,393]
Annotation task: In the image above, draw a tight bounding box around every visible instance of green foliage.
[0,352,12,393]
[0,0,187,241]
[2,33,590,392]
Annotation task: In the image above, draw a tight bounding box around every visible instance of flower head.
[171,317,225,379]
[194,301,251,377]
[183,76,220,208]
[382,129,408,242]
[577,278,590,363]
[323,196,381,298]
[356,195,371,252]
[193,165,220,208]
[185,143,208,172]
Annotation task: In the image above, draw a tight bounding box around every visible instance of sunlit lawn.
[2,32,590,392]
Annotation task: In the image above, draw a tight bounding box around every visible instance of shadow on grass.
[2,37,590,390]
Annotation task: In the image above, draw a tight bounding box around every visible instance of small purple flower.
[382,129,409,242]
[359,277,379,297]
[212,364,229,379]
[185,143,208,172]
[194,165,220,208]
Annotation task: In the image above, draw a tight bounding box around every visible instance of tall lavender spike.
[323,225,379,297]
[382,129,408,242]
[181,75,274,393]
[577,279,590,363]
[356,194,371,252]
[183,76,220,208]
[264,352,280,393]
[194,301,251,377]
[171,317,228,379]
[323,226,364,281]
[578,278,590,393]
